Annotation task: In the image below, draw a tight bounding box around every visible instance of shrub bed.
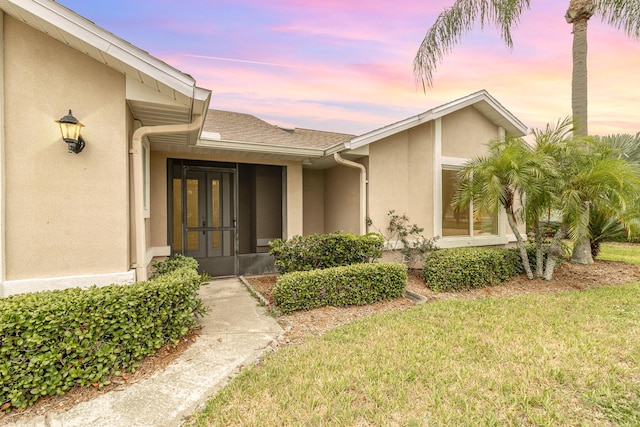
[273,262,407,314]
[0,258,205,411]
[423,247,521,292]
[269,232,384,274]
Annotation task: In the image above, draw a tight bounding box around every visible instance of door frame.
[168,159,239,276]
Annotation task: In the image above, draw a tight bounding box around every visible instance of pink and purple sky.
[58,0,640,136]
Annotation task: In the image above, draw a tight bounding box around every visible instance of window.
[441,168,497,237]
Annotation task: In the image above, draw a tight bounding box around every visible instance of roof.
[1,0,211,144]
[349,90,528,149]
[200,110,353,156]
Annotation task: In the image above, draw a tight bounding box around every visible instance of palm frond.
[414,0,530,88]
[596,0,640,38]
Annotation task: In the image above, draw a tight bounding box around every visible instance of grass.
[597,242,640,264]
[192,282,640,426]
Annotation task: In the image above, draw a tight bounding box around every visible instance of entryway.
[168,159,284,277]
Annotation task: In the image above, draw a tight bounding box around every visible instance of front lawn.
[192,282,640,426]
[598,242,640,264]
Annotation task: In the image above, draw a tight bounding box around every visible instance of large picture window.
[441,168,498,237]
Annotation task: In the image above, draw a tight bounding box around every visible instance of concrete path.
[10,278,283,427]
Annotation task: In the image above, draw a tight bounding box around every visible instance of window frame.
[433,118,508,248]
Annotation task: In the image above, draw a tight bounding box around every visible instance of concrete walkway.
[10,278,283,427]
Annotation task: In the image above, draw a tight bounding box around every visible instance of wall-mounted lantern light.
[56,110,85,154]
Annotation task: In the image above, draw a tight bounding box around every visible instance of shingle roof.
[202,109,354,150]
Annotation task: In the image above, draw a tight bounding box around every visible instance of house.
[0,0,527,297]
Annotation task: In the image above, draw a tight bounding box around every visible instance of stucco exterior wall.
[407,124,435,236]
[149,150,303,247]
[367,123,435,237]
[303,169,325,235]
[3,17,129,280]
[441,106,499,159]
[323,164,360,234]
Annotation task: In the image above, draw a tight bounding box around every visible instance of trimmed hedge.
[269,232,384,274]
[423,247,521,292]
[0,262,205,411]
[273,262,407,314]
[151,253,199,276]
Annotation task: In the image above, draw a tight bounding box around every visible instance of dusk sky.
[58,0,640,136]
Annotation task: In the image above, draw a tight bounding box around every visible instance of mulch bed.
[247,258,640,345]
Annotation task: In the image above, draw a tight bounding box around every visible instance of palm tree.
[454,120,640,278]
[454,136,544,279]
[587,132,640,250]
[414,0,640,136]
[551,133,640,264]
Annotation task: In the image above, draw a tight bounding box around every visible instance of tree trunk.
[566,0,595,136]
[571,237,594,264]
[544,226,566,281]
[506,209,533,279]
[571,202,595,264]
[534,219,544,278]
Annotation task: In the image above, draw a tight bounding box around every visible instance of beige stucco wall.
[149,150,303,247]
[441,106,499,159]
[367,122,435,238]
[302,169,325,235]
[3,17,129,280]
[323,163,361,233]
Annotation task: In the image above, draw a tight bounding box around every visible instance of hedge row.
[274,262,407,314]
[0,258,205,411]
[269,232,384,274]
[423,247,521,292]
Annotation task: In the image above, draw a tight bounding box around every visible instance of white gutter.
[197,137,325,158]
[333,152,367,235]
[131,114,204,282]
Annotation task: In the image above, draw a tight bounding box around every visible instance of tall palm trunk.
[566,0,595,136]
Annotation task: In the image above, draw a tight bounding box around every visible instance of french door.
[171,164,237,276]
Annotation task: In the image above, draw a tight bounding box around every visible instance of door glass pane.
[172,178,182,251]
[212,178,220,249]
[186,231,199,251]
[442,169,470,236]
[186,178,200,250]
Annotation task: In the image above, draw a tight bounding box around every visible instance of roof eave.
[349,90,528,149]
[198,134,326,158]
[5,0,198,98]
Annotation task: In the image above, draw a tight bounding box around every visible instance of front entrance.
[169,159,284,277]
[171,162,237,276]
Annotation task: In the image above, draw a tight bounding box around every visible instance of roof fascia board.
[430,90,527,135]
[349,111,434,149]
[197,136,325,158]
[324,141,350,156]
[10,0,196,97]
[349,90,527,149]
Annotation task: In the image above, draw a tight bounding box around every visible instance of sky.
[57,0,640,137]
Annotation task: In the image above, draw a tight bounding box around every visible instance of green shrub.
[269,232,384,274]
[151,253,199,277]
[0,264,205,411]
[274,262,407,314]
[423,247,521,292]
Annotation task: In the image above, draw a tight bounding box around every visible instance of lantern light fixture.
[56,110,85,154]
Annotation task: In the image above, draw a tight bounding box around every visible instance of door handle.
[202,216,206,235]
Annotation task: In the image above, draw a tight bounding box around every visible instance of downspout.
[131,114,203,282]
[333,152,367,235]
